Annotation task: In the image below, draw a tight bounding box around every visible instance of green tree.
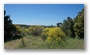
[61,17,75,38]
[56,22,62,27]
[4,10,20,42]
[74,8,84,39]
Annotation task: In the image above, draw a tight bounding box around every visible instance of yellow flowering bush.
[41,27,65,42]
[15,25,27,36]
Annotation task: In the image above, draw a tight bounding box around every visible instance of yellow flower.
[41,27,65,42]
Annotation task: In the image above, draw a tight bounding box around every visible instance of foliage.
[61,17,75,38]
[74,8,84,38]
[4,36,84,49]
[28,26,44,36]
[4,10,20,42]
[56,22,62,27]
[4,8,84,49]
[41,27,65,43]
[15,25,28,36]
[60,8,84,39]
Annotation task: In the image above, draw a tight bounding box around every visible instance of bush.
[15,25,29,36]
[41,27,65,43]
[28,26,44,36]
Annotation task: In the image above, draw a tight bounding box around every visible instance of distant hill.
[14,24,30,28]
[14,24,57,28]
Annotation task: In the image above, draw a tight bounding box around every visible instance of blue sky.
[4,4,84,26]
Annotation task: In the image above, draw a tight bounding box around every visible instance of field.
[4,6,84,49]
[4,35,84,49]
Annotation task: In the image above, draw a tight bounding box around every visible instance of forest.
[4,8,84,49]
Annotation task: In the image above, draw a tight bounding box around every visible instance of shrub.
[41,27,65,43]
[28,26,44,36]
[41,28,49,40]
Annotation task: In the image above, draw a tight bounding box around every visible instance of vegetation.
[74,8,84,38]
[4,36,84,49]
[4,8,84,49]
[57,8,84,39]
[61,17,75,38]
[41,27,65,43]
[4,10,22,42]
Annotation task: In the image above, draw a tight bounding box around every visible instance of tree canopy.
[4,10,22,42]
[60,8,84,39]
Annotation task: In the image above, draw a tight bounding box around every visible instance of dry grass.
[4,39,21,49]
[4,36,84,49]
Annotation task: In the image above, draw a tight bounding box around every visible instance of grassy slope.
[4,36,84,49]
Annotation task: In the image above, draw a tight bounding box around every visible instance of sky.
[4,4,84,26]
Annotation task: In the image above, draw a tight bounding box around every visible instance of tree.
[4,10,20,42]
[61,20,68,36]
[50,25,53,27]
[61,17,75,38]
[67,17,75,37]
[74,8,84,39]
[57,22,62,27]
